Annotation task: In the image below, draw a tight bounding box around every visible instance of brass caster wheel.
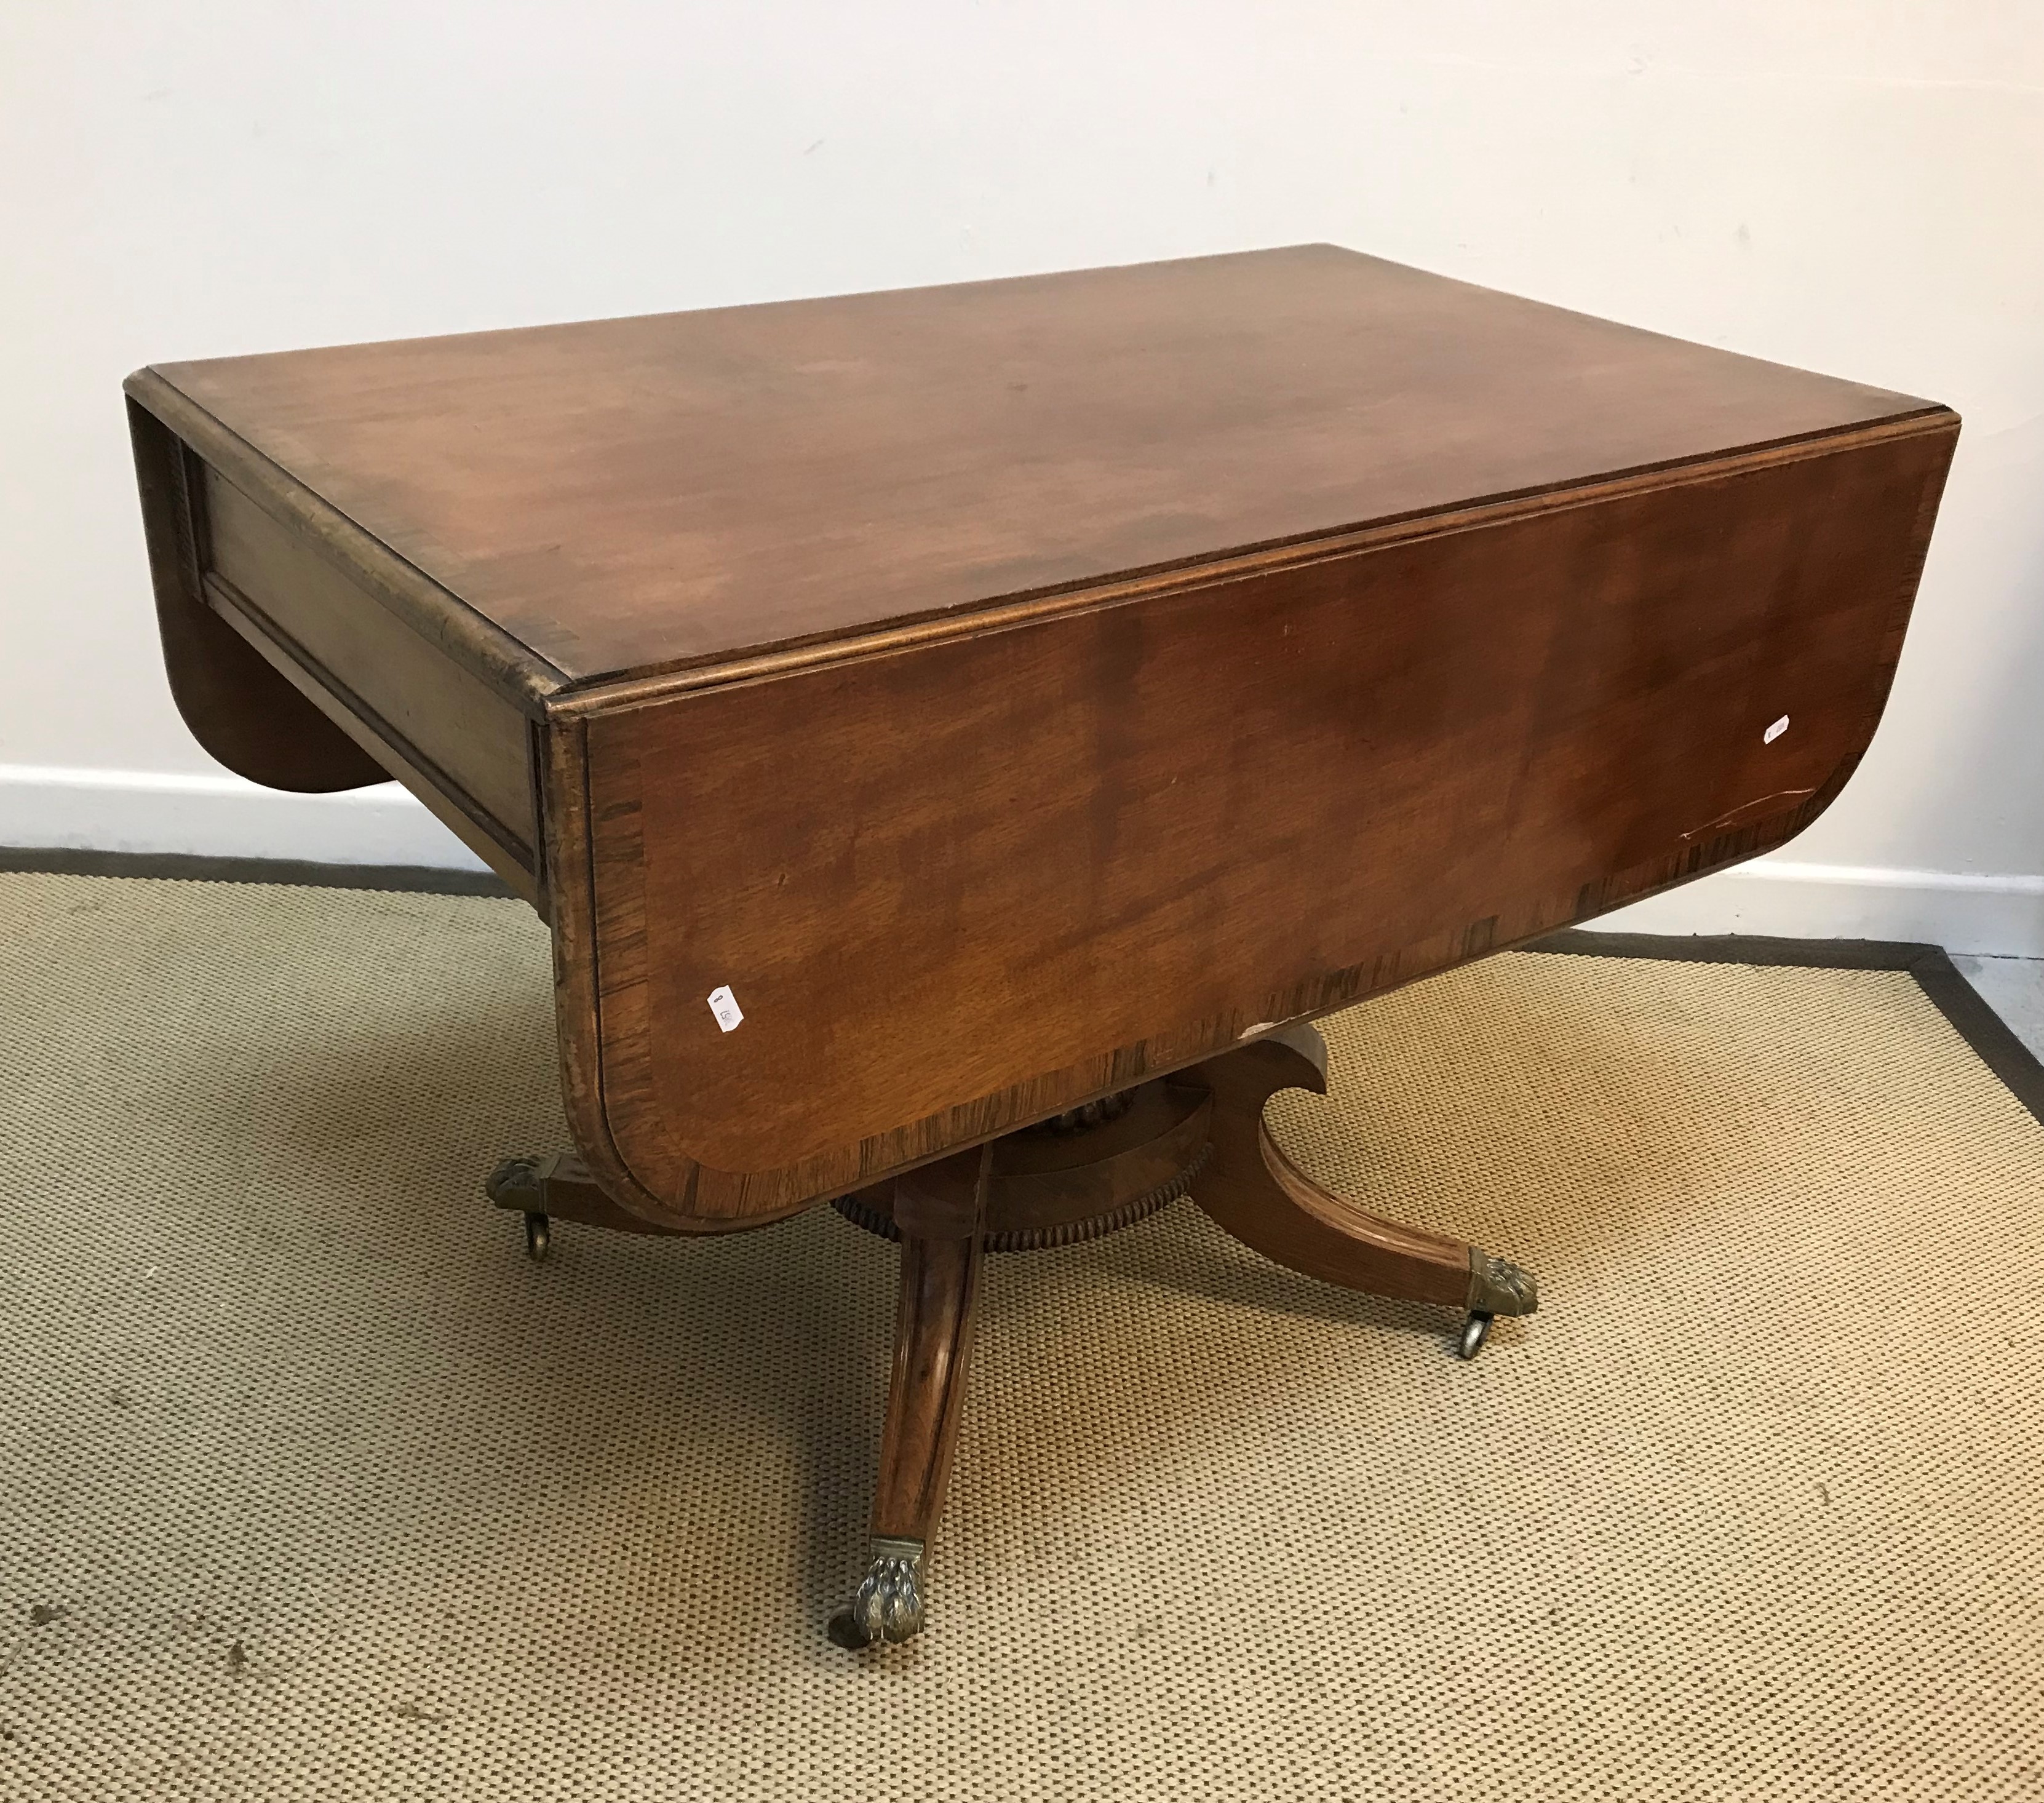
[1457,1310,1493,1360]
[523,1211,551,1261]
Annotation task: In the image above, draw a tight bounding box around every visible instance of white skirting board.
[1593,859,2044,958]
[4,764,2040,956]
[0,763,491,874]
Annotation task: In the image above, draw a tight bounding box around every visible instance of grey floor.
[1953,954,2044,1062]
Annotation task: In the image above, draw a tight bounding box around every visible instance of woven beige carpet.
[2,871,2041,1802]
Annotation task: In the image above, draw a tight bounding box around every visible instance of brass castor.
[827,1537,926,1647]
[1457,1246,1537,1359]
[485,1155,557,1261]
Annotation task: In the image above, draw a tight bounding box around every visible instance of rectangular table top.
[146,244,1936,691]
[127,243,1959,1225]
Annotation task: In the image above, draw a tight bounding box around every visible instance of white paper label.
[706,985,744,1032]
[1764,715,1789,744]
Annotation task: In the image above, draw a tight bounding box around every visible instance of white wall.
[4,5,2041,941]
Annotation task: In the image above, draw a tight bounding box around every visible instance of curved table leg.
[830,1144,991,1647]
[1181,1024,1537,1352]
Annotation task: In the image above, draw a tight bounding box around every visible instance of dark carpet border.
[1527,928,2044,1131]
[6,847,2040,1132]
[0,845,514,897]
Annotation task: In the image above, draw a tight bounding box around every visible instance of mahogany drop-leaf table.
[125,246,1957,1646]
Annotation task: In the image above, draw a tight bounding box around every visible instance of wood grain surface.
[140,247,1940,687]
[122,247,1959,1230]
[575,420,1954,1213]
[203,469,539,867]
[127,398,388,795]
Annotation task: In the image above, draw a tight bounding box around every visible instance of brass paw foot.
[827,1537,926,1647]
[486,1155,545,1209]
[1458,1249,1538,1359]
[1468,1248,1538,1317]
[485,1158,555,1260]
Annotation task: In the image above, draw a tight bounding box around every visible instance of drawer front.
[201,466,540,874]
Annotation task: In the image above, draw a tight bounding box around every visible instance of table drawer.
[198,464,541,883]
